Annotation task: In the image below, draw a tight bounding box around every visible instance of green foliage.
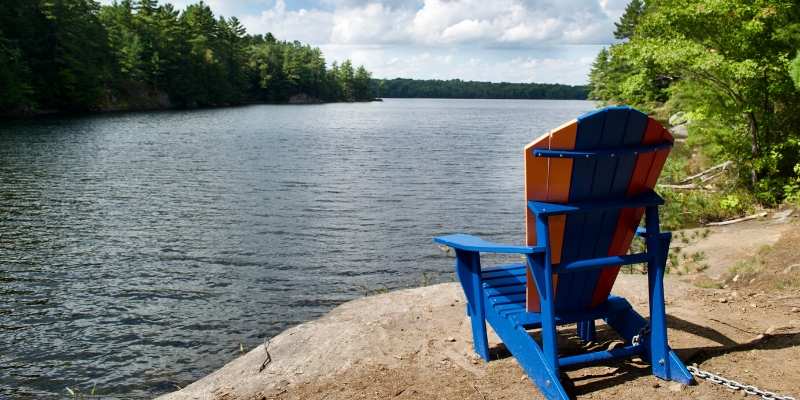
[614,0,645,40]
[659,188,757,230]
[657,142,759,229]
[791,52,800,90]
[784,163,800,205]
[376,78,588,100]
[0,33,33,110]
[0,0,375,115]
[590,0,800,205]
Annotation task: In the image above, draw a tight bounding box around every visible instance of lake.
[0,99,595,398]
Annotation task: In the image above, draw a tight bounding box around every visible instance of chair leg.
[647,233,694,385]
[527,252,559,375]
[647,232,671,379]
[540,300,559,373]
[485,295,570,400]
[644,206,674,380]
[604,296,694,385]
[578,320,596,343]
[455,250,490,361]
[468,303,490,361]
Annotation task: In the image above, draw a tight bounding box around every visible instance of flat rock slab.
[159,274,800,400]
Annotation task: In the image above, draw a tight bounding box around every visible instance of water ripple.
[0,99,593,398]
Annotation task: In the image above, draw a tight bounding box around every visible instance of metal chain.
[631,325,650,346]
[687,365,796,400]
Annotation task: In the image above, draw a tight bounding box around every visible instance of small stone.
[652,382,661,388]
[520,375,527,381]
[732,274,740,282]
[445,337,456,342]
[783,264,800,274]
[750,303,758,308]
[791,307,799,313]
[471,358,479,365]
[718,298,728,303]
[668,382,684,392]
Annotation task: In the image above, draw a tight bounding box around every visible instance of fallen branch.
[679,161,733,184]
[472,384,487,400]
[708,318,760,335]
[658,183,716,191]
[706,212,768,226]
[699,170,726,183]
[660,183,699,190]
[259,339,272,372]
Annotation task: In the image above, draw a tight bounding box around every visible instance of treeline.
[589,0,800,204]
[374,78,588,100]
[0,0,375,115]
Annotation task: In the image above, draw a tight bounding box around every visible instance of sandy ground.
[159,212,800,400]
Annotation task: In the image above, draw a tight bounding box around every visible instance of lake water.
[0,99,594,398]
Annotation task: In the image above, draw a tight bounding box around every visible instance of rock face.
[157,218,800,400]
[287,93,322,104]
[157,283,475,400]
[667,112,689,139]
[669,123,689,139]
[157,273,800,400]
[668,112,688,126]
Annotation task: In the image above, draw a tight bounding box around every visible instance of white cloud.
[320,44,600,85]
[440,19,493,43]
[406,0,616,46]
[240,0,334,44]
[97,0,619,83]
[236,0,617,47]
[330,3,414,44]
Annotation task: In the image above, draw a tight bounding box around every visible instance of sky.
[101,0,629,85]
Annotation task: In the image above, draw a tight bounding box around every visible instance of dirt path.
[160,212,800,400]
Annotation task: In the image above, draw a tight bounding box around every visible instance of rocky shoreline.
[158,217,800,400]
[0,95,382,119]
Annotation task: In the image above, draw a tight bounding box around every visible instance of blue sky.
[101,0,628,84]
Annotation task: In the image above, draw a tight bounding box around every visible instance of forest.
[0,0,590,116]
[374,78,588,100]
[589,0,800,222]
[0,0,375,115]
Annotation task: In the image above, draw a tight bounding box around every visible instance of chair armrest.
[527,190,664,217]
[434,234,544,254]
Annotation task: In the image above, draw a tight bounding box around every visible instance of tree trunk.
[747,112,760,187]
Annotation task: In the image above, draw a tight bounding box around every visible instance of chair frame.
[435,190,694,399]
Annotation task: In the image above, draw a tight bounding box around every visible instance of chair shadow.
[485,314,800,397]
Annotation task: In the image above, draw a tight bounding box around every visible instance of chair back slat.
[523,106,672,312]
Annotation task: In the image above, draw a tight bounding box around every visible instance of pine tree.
[353,65,372,100]
[613,0,644,40]
[588,47,610,100]
[338,60,354,101]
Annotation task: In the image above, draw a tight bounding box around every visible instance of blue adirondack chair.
[434,106,694,399]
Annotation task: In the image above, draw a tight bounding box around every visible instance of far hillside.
[373,78,588,100]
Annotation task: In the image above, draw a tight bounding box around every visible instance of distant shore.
[0,96,595,120]
[0,95,383,120]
